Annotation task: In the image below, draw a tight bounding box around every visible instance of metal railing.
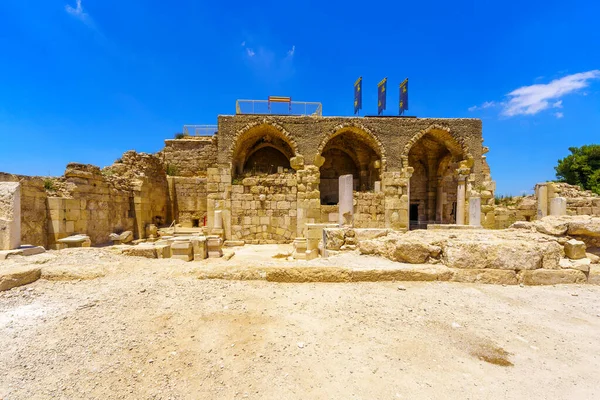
[182,125,218,136]
[235,99,322,116]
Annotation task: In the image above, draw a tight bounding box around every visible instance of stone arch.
[317,122,387,169]
[229,119,299,176]
[406,124,468,227]
[317,122,385,204]
[401,124,471,168]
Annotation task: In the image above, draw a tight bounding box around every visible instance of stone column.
[0,182,21,250]
[294,156,321,238]
[436,178,443,223]
[469,196,481,227]
[338,174,353,226]
[536,183,548,219]
[456,175,467,225]
[550,197,567,216]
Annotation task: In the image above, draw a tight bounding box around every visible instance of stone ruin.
[0,111,599,284]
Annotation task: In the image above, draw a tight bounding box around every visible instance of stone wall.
[0,151,170,248]
[548,182,600,216]
[216,116,484,174]
[168,176,207,227]
[353,192,385,228]
[158,136,218,177]
[0,174,48,247]
[230,174,297,243]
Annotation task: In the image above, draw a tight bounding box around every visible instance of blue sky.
[0,0,599,195]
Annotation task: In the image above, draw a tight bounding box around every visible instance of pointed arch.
[401,124,471,168]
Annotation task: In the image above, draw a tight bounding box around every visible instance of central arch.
[229,121,298,177]
[405,125,468,228]
[317,123,385,205]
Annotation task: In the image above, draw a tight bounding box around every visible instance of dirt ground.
[1,248,600,399]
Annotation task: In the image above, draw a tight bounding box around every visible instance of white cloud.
[287,45,295,57]
[554,112,564,118]
[65,0,87,21]
[246,48,255,57]
[502,70,600,116]
[241,41,246,47]
[468,101,497,112]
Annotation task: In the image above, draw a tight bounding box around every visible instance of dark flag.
[354,76,362,115]
[399,78,409,115]
[377,77,387,115]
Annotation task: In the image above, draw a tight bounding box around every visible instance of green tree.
[555,145,600,194]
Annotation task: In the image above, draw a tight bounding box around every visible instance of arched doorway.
[231,124,296,177]
[318,126,383,205]
[407,129,466,229]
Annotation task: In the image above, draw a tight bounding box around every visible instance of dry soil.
[1,248,600,399]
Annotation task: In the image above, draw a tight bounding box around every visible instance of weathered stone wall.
[548,182,600,216]
[168,176,207,227]
[45,163,135,246]
[0,174,48,247]
[353,192,385,228]
[216,116,484,175]
[1,151,170,248]
[158,136,218,177]
[230,174,297,243]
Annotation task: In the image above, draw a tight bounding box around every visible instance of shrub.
[44,179,55,191]
[166,164,178,176]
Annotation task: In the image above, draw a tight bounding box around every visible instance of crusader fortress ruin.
[1,99,600,287]
[1,106,495,248]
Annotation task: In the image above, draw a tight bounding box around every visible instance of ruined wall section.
[105,151,169,239]
[158,136,218,177]
[168,176,207,227]
[0,173,49,247]
[230,174,297,243]
[353,192,385,228]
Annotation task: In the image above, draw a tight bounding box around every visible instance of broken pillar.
[550,197,567,216]
[206,235,223,258]
[191,236,208,260]
[456,175,467,225]
[293,237,307,260]
[0,182,21,250]
[469,197,481,227]
[536,183,548,219]
[338,174,353,226]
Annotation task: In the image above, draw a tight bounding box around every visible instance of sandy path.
[1,249,600,399]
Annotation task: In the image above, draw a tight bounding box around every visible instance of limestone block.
[589,265,600,285]
[0,182,21,250]
[451,269,518,285]
[564,239,586,259]
[305,248,319,260]
[109,230,133,245]
[0,266,41,291]
[57,234,92,248]
[207,235,223,258]
[519,269,587,285]
[171,241,193,261]
[191,237,207,260]
[559,257,591,272]
[155,244,171,259]
[550,197,567,216]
